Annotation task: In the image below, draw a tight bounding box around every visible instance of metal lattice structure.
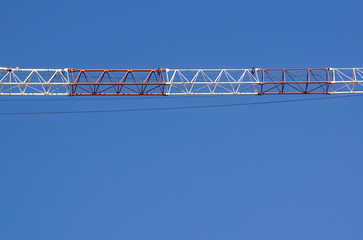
[0,67,69,95]
[165,69,259,95]
[69,69,166,96]
[0,67,362,96]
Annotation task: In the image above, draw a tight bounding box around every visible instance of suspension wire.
[0,95,265,102]
[0,94,322,102]
[0,96,169,102]
[0,95,361,116]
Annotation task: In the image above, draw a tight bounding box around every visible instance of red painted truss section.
[69,69,167,96]
[259,68,331,94]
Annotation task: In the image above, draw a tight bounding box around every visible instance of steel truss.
[165,69,259,95]
[0,67,362,96]
[0,67,69,95]
[330,68,363,94]
[166,68,363,95]
[69,69,166,96]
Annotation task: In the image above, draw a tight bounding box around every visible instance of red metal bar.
[258,68,331,94]
[69,69,167,96]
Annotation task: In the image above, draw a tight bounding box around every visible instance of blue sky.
[0,0,362,239]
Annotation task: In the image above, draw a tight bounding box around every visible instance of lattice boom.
[0,67,362,96]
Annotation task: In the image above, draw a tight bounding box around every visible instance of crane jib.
[0,67,362,95]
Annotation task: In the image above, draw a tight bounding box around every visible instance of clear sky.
[0,0,362,239]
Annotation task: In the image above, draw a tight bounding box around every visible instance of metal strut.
[0,67,362,95]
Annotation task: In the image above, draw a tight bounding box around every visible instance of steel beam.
[1,67,362,96]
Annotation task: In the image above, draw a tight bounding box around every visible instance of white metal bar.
[165,69,259,95]
[0,67,70,95]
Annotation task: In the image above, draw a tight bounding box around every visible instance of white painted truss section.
[165,69,260,95]
[0,67,70,95]
[330,68,363,94]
